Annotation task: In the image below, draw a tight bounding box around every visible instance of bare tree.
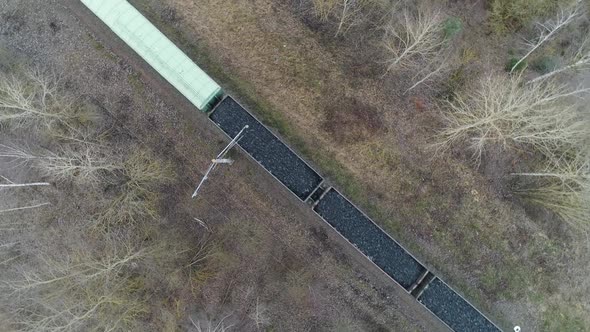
[0,143,122,186]
[529,34,590,84]
[0,175,49,188]
[510,0,582,73]
[438,74,590,162]
[249,297,270,331]
[513,153,589,227]
[0,69,75,130]
[1,234,154,332]
[0,196,46,231]
[383,6,445,72]
[0,241,20,267]
[438,70,590,226]
[0,143,172,226]
[405,50,453,93]
[311,0,372,36]
[0,182,49,188]
[0,175,50,215]
[0,202,50,215]
[334,0,364,36]
[190,313,234,332]
[0,64,201,332]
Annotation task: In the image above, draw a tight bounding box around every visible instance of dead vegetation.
[321,96,384,144]
[0,69,95,134]
[0,68,209,331]
[310,0,381,36]
[3,232,152,332]
[0,27,423,329]
[510,0,583,73]
[382,5,446,72]
[380,2,462,93]
[514,152,590,228]
[94,149,173,229]
[0,143,121,186]
[438,73,590,225]
[489,0,579,34]
[529,32,590,83]
[438,75,590,160]
[434,0,590,230]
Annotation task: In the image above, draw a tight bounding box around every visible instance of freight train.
[81,1,503,331]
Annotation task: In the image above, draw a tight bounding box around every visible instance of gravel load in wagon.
[210,97,323,200]
[314,189,426,289]
[418,278,500,332]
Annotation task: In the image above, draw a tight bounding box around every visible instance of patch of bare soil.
[322,95,385,144]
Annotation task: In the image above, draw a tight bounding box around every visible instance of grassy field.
[130,0,590,330]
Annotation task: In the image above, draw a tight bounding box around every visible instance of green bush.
[443,17,462,40]
[505,57,527,72]
[531,56,558,73]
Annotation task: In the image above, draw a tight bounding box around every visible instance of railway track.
[79,1,504,331]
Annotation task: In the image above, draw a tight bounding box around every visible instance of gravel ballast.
[314,188,426,289]
[419,278,500,332]
[210,97,323,200]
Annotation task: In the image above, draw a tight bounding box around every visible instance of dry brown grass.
[321,96,384,144]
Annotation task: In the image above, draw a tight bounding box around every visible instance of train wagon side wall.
[80,0,222,112]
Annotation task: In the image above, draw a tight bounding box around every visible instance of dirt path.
[62,0,451,330]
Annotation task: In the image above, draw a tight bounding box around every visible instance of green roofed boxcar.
[81,0,222,112]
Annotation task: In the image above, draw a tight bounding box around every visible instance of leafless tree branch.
[511,0,582,73]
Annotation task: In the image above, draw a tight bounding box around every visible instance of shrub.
[95,149,174,228]
[439,66,466,100]
[443,17,462,40]
[311,0,339,22]
[505,57,528,72]
[489,0,575,34]
[310,0,381,36]
[531,56,559,73]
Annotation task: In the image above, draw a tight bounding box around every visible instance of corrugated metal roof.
[81,0,222,112]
